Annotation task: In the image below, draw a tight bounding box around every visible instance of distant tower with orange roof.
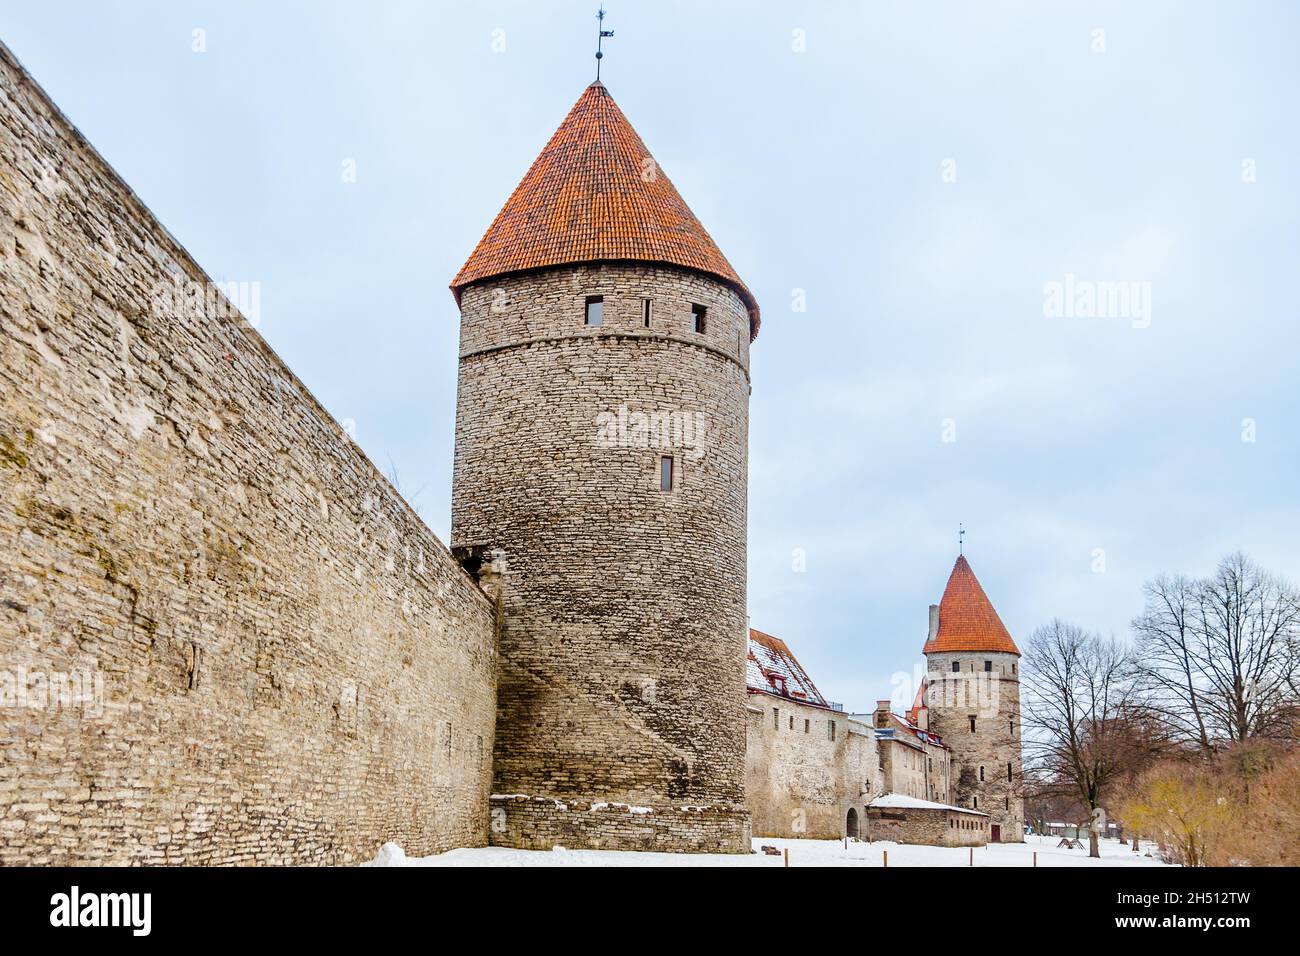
[922,554,1024,842]
[448,77,757,852]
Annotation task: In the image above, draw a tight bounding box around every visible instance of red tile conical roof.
[923,555,1020,656]
[451,81,760,339]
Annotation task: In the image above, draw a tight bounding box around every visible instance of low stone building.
[744,630,880,840]
[866,794,989,847]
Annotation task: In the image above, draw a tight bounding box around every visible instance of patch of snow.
[490,793,568,810]
[588,802,653,814]
[869,793,988,815]
[366,835,1174,868]
[364,842,408,867]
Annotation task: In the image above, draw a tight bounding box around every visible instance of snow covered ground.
[367,834,1173,867]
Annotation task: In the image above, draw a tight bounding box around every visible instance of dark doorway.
[846,807,859,839]
[991,823,1001,842]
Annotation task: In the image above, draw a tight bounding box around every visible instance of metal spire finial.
[959,523,965,555]
[595,6,614,81]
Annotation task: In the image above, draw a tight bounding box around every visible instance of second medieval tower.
[919,555,1025,842]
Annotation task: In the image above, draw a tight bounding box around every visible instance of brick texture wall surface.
[0,43,497,865]
[452,263,752,852]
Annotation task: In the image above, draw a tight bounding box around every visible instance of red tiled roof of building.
[905,678,927,725]
[746,628,827,707]
[922,555,1021,656]
[451,81,760,339]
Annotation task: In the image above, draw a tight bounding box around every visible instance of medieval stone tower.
[448,81,757,852]
[922,555,1024,842]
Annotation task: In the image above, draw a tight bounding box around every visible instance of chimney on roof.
[927,604,940,645]
[874,700,891,728]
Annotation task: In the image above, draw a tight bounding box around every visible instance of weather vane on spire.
[595,5,614,81]
[959,522,965,555]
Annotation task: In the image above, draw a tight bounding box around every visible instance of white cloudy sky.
[4,1,1296,710]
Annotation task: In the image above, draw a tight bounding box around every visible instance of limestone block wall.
[745,696,879,840]
[452,263,751,852]
[866,807,988,847]
[924,651,1024,841]
[0,42,498,865]
[878,738,929,801]
[870,719,951,803]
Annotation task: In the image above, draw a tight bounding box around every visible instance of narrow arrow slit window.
[690,303,706,334]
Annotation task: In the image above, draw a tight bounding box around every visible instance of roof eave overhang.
[922,641,1021,658]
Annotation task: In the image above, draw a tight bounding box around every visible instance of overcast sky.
[4,1,1296,711]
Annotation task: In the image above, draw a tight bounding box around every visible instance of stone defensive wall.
[0,41,497,865]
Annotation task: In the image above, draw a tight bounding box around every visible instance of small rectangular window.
[788,715,794,730]
[1008,762,1013,782]
[773,707,779,730]
[984,660,992,672]
[642,298,652,328]
[585,295,604,326]
[828,720,837,742]
[690,304,707,334]
[804,719,810,734]
[969,716,976,733]
[951,661,960,673]
[659,455,673,491]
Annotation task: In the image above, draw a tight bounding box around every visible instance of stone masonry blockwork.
[924,651,1024,841]
[0,43,498,865]
[744,698,879,840]
[452,264,752,852]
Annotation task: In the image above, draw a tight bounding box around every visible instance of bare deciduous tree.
[1022,621,1140,857]
[1131,573,1215,756]
[1132,553,1300,752]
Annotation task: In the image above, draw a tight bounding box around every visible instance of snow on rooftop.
[870,793,988,816]
[746,629,828,707]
